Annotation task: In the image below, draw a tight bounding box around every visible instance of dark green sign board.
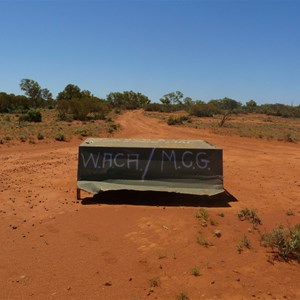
[77,138,223,196]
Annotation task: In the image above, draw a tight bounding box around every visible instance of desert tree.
[20,79,52,108]
[160,91,184,106]
[56,84,83,100]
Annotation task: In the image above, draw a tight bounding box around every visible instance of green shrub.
[56,97,111,121]
[37,132,44,140]
[196,208,209,221]
[55,133,66,141]
[167,116,182,125]
[167,116,190,126]
[285,133,297,143]
[189,103,219,117]
[197,234,212,247]
[217,212,225,217]
[177,291,189,300]
[259,103,300,118]
[238,208,261,228]
[19,134,27,142]
[145,103,165,112]
[57,111,73,122]
[149,277,160,287]
[191,267,200,276]
[4,115,11,122]
[19,110,42,122]
[77,129,89,137]
[237,235,251,253]
[260,224,300,261]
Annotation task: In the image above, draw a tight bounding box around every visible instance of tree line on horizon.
[0,78,299,120]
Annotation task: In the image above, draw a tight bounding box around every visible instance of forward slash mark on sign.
[142,148,156,180]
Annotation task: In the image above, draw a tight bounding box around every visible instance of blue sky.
[1,0,300,105]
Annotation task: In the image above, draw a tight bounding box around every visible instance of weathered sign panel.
[77,138,223,197]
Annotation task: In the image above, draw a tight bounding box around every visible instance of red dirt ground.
[0,110,299,300]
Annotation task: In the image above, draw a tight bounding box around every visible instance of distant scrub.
[189,102,220,117]
[145,103,165,112]
[0,92,30,113]
[1,81,300,121]
[145,103,183,113]
[258,104,300,118]
[107,90,150,109]
[56,97,111,121]
[55,133,66,141]
[167,116,190,125]
[19,110,42,122]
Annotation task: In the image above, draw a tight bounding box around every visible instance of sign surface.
[77,138,223,196]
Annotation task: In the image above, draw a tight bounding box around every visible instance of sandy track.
[0,110,299,299]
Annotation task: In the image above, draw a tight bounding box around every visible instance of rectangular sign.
[77,138,223,196]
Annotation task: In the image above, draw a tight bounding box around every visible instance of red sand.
[0,110,299,299]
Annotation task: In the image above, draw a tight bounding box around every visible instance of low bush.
[145,103,165,112]
[56,97,111,121]
[19,134,27,142]
[167,116,190,126]
[259,104,300,118]
[191,267,200,276]
[189,102,219,117]
[19,110,42,122]
[260,224,300,261]
[238,208,261,228]
[177,291,189,300]
[167,116,183,125]
[237,235,251,253]
[55,133,66,141]
[196,208,209,221]
[37,132,44,140]
[197,234,213,247]
[149,277,160,287]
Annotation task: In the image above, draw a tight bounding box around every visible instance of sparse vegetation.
[196,208,209,221]
[285,132,298,143]
[213,229,222,238]
[0,110,112,143]
[189,102,219,117]
[260,224,300,262]
[286,209,295,216]
[218,112,231,127]
[197,233,213,247]
[145,111,300,143]
[217,212,225,217]
[167,116,184,126]
[210,218,218,226]
[19,110,42,123]
[37,132,44,140]
[237,235,251,253]
[149,277,160,287]
[55,133,66,142]
[238,208,262,228]
[107,122,120,134]
[242,235,251,249]
[177,291,189,300]
[236,243,243,254]
[191,267,200,276]
[19,133,27,142]
[1,80,299,145]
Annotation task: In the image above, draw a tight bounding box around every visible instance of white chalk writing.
[80,149,211,178]
[81,152,100,168]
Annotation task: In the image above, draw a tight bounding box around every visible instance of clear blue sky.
[1,0,300,105]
